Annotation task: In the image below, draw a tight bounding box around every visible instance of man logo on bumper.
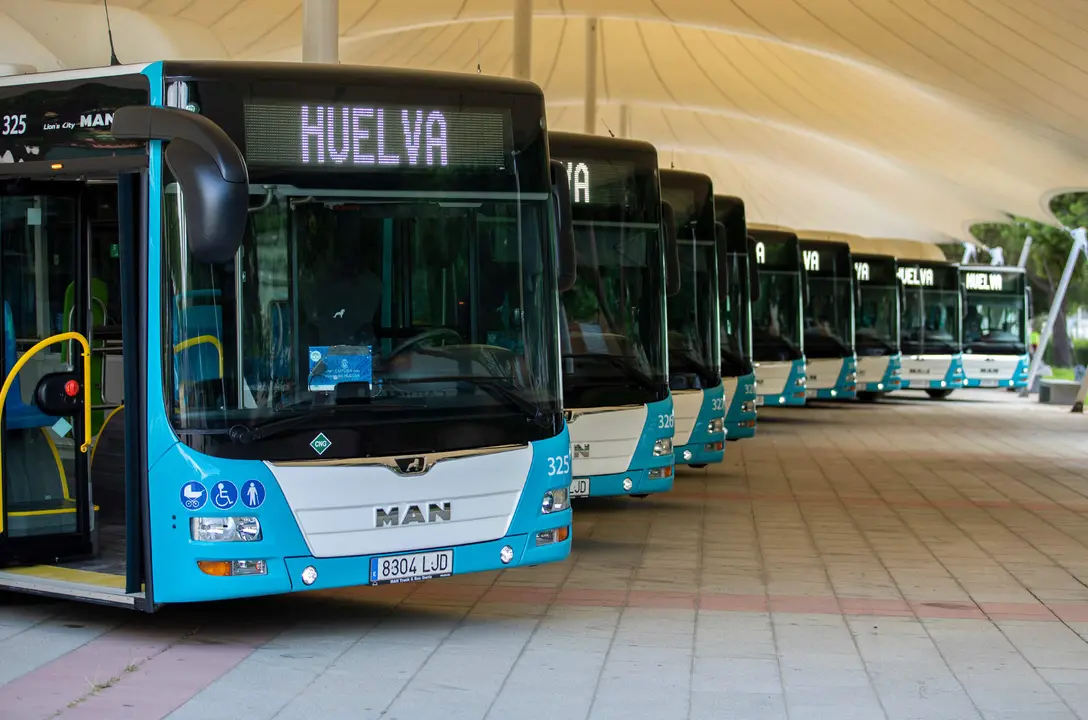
[375,502,452,527]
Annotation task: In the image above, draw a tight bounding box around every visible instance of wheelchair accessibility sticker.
[211,480,239,510]
[180,481,208,510]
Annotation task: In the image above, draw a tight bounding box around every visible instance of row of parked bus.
[0,62,1029,610]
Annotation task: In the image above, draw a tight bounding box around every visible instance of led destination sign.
[552,158,639,207]
[964,271,1003,291]
[243,102,511,170]
[855,261,870,282]
[752,237,798,270]
[898,266,934,287]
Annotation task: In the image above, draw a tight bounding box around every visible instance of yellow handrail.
[0,332,93,534]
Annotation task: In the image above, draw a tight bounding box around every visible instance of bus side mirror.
[661,201,681,297]
[549,160,577,292]
[112,106,249,265]
[746,235,761,302]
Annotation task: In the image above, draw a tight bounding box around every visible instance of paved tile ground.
[3,391,1088,719]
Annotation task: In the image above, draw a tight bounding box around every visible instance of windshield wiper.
[385,375,552,428]
[563,353,662,394]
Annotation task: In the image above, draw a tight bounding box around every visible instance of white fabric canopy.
[2,0,1085,245]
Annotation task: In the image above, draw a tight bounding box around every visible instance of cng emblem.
[310,432,332,455]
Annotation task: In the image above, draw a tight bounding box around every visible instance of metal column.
[618,104,630,138]
[1018,236,1033,268]
[584,17,598,134]
[513,0,533,80]
[1022,227,1087,397]
[303,0,339,63]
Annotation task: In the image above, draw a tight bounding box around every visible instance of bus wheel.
[631,494,650,498]
[688,464,708,469]
[925,389,954,399]
[857,392,879,403]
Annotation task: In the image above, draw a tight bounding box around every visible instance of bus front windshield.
[668,231,721,389]
[804,275,853,359]
[752,269,803,362]
[722,252,753,376]
[856,285,899,356]
[964,293,1026,355]
[902,274,961,355]
[164,185,563,460]
[562,218,669,407]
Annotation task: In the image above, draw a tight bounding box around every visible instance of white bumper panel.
[806,358,843,391]
[672,390,703,446]
[902,355,952,384]
[265,445,531,558]
[754,361,791,396]
[568,405,648,477]
[962,354,1020,381]
[857,356,891,385]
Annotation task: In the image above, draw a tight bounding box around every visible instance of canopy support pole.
[618,104,630,138]
[1018,236,1033,268]
[513,0,532,80]
[302,0,339,63]
[584,17,598,134]
[961,243,975,264]
[1022,227,1087,398]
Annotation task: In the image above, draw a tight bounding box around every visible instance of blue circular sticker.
[180,481,208,510]
[210,480,239,510]
[240,479,266,509]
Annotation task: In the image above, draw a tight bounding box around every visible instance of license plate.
[370,550,453,585]
[569,478,590,498]
[754,396,765,406]
[805,389,818,398]
[980,379,999,387]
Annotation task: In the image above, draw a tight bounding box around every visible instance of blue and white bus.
[659,171,725,468]
[0,61,575,609]
[898,259,965,398]
[798,238,857,400]
[748,225,807,407]
[960,265,1030,389]
[715,195,757,440]
[852,253,902,400]
[549,132,677,499]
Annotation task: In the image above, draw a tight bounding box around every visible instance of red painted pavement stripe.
[54,627,276,720]
[0,624,183,720]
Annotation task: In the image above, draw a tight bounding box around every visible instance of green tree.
[969,193,1088,367]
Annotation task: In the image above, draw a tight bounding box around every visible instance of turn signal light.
[197,559,267,577]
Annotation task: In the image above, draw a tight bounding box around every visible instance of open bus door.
[0,105,249,609]
[0,170,150,608]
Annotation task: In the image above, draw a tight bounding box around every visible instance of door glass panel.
[1,194,81,538]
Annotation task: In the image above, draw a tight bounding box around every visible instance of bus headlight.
[794,377,806,386]
[707,417,724,434]
[741,401,755,413]
[541,488,569,513]
[845,372,857,383]
[190,516,262,542]
[653,437,673,456]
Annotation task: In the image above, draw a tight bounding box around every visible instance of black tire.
[857,391,879,403]
[688,464,708,469]
[630,494,650,499]
[925,389,954,399]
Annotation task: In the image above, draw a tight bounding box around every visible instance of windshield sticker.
[308,345,373,392]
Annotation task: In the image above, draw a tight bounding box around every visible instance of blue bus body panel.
[812,356,858,400]
[963,355,1030,389]
[675,384,725,466]
[726,372,757,440]
[148,431,573,603]
[759,358,807,407]
[580,396,675,498]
